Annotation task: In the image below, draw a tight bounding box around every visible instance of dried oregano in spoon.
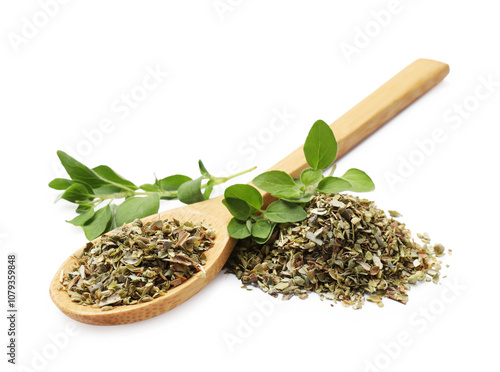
[225,193,447,308]
[60,218,215,311]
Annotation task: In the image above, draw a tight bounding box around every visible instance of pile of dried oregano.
[61,219,215,311]
[225,193,447,308]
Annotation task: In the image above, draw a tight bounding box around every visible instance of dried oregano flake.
[225,193,447,309]
[60,218,215,310]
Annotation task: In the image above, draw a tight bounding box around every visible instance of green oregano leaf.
[252,220,276,244]
[139,182,162,192]
[198,160,210,176]
[271,188,301,199]
[253,235,274,245]
[140,174,192,198]
[82,205,113,240]
[227,218,251,239]
[57,151,108,188]
[341,168,375,192]
[303,120,337,170]
[251,219,273,240]
[75,203,93,213]
[177,176,205,204]
[224,184,263,210]
[60,183,93,203]
[49,178,81,191]
[92,165,138,190]
[317,176,353,194]
[203,179,215,200]
[253,170,298,195]
[280,193,315,204]
[264,200,307,223]
[300,169,323,186]
[92,184,127,195]
[246,219,253,234]
[159,175,192,191]
[115,195,160,227]
[67,207,95,226]
[222,197,252,220]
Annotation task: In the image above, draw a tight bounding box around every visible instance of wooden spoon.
[50,58,449,325]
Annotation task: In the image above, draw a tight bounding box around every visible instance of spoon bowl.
[50,59,449,325]
[49,196,233,325]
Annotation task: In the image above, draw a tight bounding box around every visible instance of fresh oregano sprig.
[49,151,255,240]
[222,120,375,242]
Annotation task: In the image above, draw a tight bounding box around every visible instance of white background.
[1,1,499,371]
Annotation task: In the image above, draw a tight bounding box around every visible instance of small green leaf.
[56,151,107,188]
[177,176,205,204]
[198,160,210,176]
[49,178,94,194]
[227,218,251,239]
[271,188,301,199]
[246,219,253,234]
[140,182,162,193]
[203,179,215,200]
[251,219,273,240]
[92,184,126,195]
[108,203,118,231]
[222,198,252,220]
[57,152,137,191]
[253,234,275,245]
[115,195,160,227]
[76,203,93,213]
[49,178,77,190]
[60,183,93,203]
[317,176,353,194]
[294,178,304,186]
[303,120,337,170]
[159,175,192,191]
[281,193,315,203]
[300,169,323,186]
[253,170,298,195]
[341,169,375,192]
[264,200,307,223]
[224,184,263,210]
[82,205,113,240]
[67,207,95,226]
[140,174,193,199]
[93,165,138,190]
[253,221,276,244]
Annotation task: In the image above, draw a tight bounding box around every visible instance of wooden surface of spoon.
[50,58,449,325]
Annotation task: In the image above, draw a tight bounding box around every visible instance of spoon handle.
[269,58,449,178]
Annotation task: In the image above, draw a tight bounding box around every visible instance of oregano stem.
[211,166,257,185]
[88,165,257,205]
